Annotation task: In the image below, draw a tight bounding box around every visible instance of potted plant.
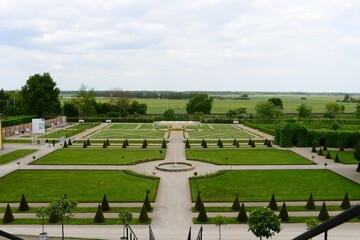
[119,211,133,239]
[36,207,48,240]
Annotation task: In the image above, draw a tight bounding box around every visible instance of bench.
[105,119,112,123]
[78,119,85,123]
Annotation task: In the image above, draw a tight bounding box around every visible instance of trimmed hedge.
[274,121,308,147]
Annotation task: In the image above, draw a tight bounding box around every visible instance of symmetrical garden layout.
[1,122,360,238]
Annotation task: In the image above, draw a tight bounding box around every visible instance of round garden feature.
[156,162,194,172]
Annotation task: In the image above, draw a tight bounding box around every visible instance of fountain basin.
[156,162,194,172]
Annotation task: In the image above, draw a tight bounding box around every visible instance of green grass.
[186,149,313,165]
[1,218,151,225]
[107,123,139,129]
[187,124,255,139]
[91,129,167,139]
[32,149,165,165]
[43,123,100,138]
[192,205,344,212]
[0,170,159,202]
[190,170,360,202]
[0,206,143,214]
[323,150,358,164]
[0,149,38,165]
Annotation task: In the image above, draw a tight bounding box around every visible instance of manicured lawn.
[107,123,139,129]
[43,123,100,138]
[186,149,312,165]
[323,150,357,164]
[1,218,151,225]
[0,149,38,165]
[91,129,167,139]
[188,129,254,139]
[0,206,143,214]
[32,149,165,165]
[192,205,344,212]
[190,170,360,202]
[0,170,159,202]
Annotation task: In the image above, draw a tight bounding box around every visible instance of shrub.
[197,203,208,222]
[101,194,110,211]
[232,194,240,210]
[248,138,252,145]
[267,140,272,148]
[311,146,317,153]
[334,153,340,163]
[195,191,203,211]
[48,212,60,223]
[18,194,30,211]
[102,141,107,148]
[233,138,237,146]
[185,139,191,149]
[139,204,149,222]
[68,138,72,146]
[331,122,340,130]
[201,138,205,146]
[339,146,344,151]
[268,193,278,210]
[251,140,256,148]
[218,140,223,148]
[106,138,110,146]
[318,202,330,221]
[236,142,240,148]
[203,141,207,148]
[87,138,91,146]
[83,141,87,148]
[278,202,289,221]
[122,141,127,148]
[125,138,129,146]
[323,143,327,151]
[325,152,332,159]
[142,139,148,148]
[162,139,167,149]
[63,141,68,148]
[94,204,105,223]
[3,203,15,223]
[340,192,351,209]
[305,193,316,210]
[318,148,323,156]
[217,139,221,146]
[264,138,268,145]
[144,191,152,212]
[237,203,248,222]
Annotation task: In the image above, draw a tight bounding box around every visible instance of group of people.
[45,139,56,147]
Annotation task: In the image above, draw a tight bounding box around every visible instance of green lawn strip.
[32,149,165,165]
[187,139,264,144]
[91,130,166,139]
[3,139,33,144]
[0,207,143,214]
[0,218,151,225]
[191,205,343,212]
[192,216,360,224]
[188,131,254,139]
[73,139,165,144]
[190,170,360,202]
[186,149,312,165]
[43,123,100,138]
[323,150,357,164]
[107,124,140,129]
[0,149,38,165]
[0,170,159,202]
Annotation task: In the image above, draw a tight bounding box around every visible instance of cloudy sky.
[1,0,360,92]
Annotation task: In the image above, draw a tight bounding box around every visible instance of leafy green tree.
[306,218,320,231]
[255,102,283,121]
[248,207,281,240]
[129,100,147,114]
[325,103,340,118]
[186,93,213,114]
[72,84,97,117]
[226,107,247,119]
[106,88,130,117]
[268,98,283,109]
[163,109,175,120]
[63,102,79,117]
[296,103,312,119]
[20,73,61,116]
[36,207,48,235]
[46,196,78,240]
[214,215,228,240]
[119,211,133,237]
[355,103,360,118]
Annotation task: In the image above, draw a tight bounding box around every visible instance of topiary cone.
[139,203,149,222]
[203,141,207,148]
[63,140,68,148]
[94,204,105,223]
[311,146,317,153]
[217,139,221,146]
[201,138,205,146]
[122,141,127,148]
[219,141,223,148]
[340,192,351,209]
[197,203,208,222]
[195,191,203,211]
[3,203,15,223]
[102,141,107,148]
[101,194,110,211]
[83,141,87,148]
[267,140,272,147]
[142,139,147,148]
[144,193,152,212]
[232,194,240,210]
[162,139,167,149]
[18,193,30,211]
[318,202,330,221]
[125,138,129,146]
[306,193,316,210]
[68,138,72,146]
[318,148,323,156]
[323,143,327,151]
[279,202,289,221]
[186,139,191,148]
[325,152,332,159]
[248,138,252,145]
[106,138,110,146]
[233,138,237,146]
[236,203,248,222]
[334,153,340,163]
[87,138,91,146]
[264,138,268,145]
[268,193,278,210]
[251,140,256,148]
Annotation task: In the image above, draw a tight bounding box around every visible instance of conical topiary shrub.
[248,138,252,145]
[203,141,207,148]
[236,203,248,222]
[217,139,221,146]
[142,139,147,148]
[63,140,68,148]
[279,202,289,221]
[197,203,208,222]
[251,140,256,148]
[340,192,351,209]
[122,141,127,148]
[144,191,152,212]
[232,194,240,210]
[233,138,237,146]
[195,191,203,211]
[139,203,149,222]
[325,152,332,159]
[83,141,87,148]
[18,194,30,211]
[125,138,129,146]
[162,139,167,149]
[201,138,205,146]
[106,138,110,146]
[102,141,107,148]
[268,193,278,210]
[101,194,110,211]
[3,203,15,223]
[218,140,223,148]
[318,202,330,221]
[306,193,316,210]
[334,153,340,163]
[311,146,317,153]
[185,139,191,149]
[68,138,72,146]
[94,204,105,223]
[323,143,327,151]
[264,138,268,145]
[318,148,323,156]
[339,146,344,151]
[87,138,91,146]
[267,140,272,147]
[236,142,240,148]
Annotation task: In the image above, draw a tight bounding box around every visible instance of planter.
[39,232,48,240]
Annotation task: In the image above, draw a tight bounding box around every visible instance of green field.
[32,149,165,165]
[190,170,360,202]
[186,149,313,165]
[0,170,159,202]
[0,149,38,165]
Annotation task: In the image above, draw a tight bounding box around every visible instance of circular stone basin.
[156,162,194,172]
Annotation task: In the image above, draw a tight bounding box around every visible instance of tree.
[144,190,152,212]
[340,192,351,209]
[248,207,281,240]
[255,102,282,121]
[46,196,78,240]
[101,194,110,211]
[237,203,248,222]
[214,215,227,240]
[232,194,240,210]
[197,203,208,222]
[268,193,278,210]
[306,193,316,210]
[139,203,149,222]
[278,202,289,221]
[18,193,30,211]
[63,102,79,117]
[306,218,320,231]
[129,100,147,114]
[71,84,97,117]
[186,93,213,114]
[343,94,350,102]
[106,88,130,117]
[20,72,61,116]
[268,98,283,109]
[163,109,175,120]
[195,191,203,211]
[119,211,133,237]
[226,108,247,119]
[325,103,340,118]
[355,103,360,118]
[296,103,312,119]
[3,203,15,223]
[36,207,48,235]
[318,202,330,221]
[94,204,105,223]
